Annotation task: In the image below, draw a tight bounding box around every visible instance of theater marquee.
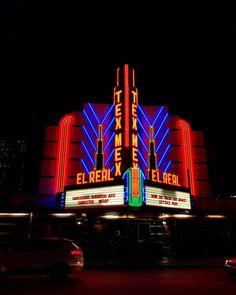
[61,64,193,211]
[145,185,191,210]
[65,185,125,209]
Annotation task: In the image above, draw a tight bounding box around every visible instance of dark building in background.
[0,139,28,208]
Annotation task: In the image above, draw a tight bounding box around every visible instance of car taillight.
[70,249,82,255]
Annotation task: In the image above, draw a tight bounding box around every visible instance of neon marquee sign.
[145,185,191,210]
[77,169,114,185]
[64,64,192,210]
[151,169,180,186]
[65,185,125,208]
[114,89,122,177]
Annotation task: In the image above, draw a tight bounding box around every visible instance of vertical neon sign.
[114,89,122,177]
[113,65,139,178]
[131,72,138,169]
[124,64,130,148]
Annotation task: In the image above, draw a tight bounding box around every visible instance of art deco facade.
[38,64,211,212]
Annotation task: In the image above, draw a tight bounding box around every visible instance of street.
[1,267,236,295]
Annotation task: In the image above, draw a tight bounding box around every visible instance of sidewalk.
[85,256,226,269]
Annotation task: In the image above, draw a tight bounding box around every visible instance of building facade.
[2,65,236,260]
[38,64,211,211]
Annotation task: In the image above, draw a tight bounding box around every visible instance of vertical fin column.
[95,124,104,170]
[113,64,139,178]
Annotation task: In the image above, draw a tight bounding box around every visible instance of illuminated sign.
[145,186,191,210]
[151,169,181,187]
[131,90,138,168]
[113,65,139,177]
[65,185,125,208]
[65,66,190,211]
[51,65,204,206]
[114,90,123,177]
[76,168,114,185]
[123,167,144,207]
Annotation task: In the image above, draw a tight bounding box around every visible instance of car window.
[29,239,66,251]
[9,238,78,252]
[9,239,59,252]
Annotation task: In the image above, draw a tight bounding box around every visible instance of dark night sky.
[1,1,236,196]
